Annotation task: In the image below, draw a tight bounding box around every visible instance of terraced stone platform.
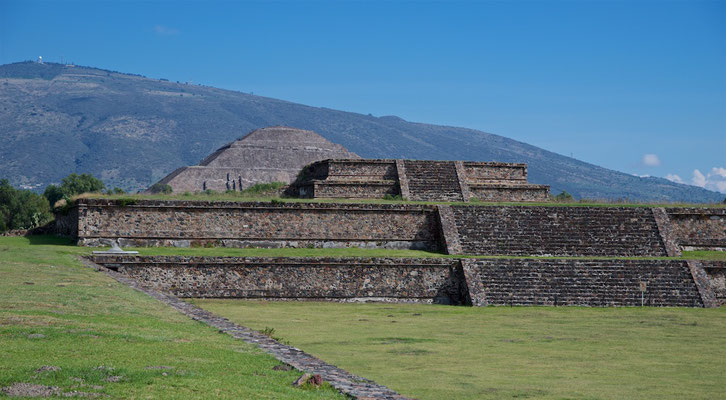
[451,206,667,257]
[461,258,704,307]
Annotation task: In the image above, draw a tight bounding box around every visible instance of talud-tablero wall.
[60,199,726,258]
[89,255,722,307]
[91,255,468,305]
[65,199,441,250]
[67,199,726,307]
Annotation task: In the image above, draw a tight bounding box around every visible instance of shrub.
[383,194,403,201]
[148,183,173,194]
[108,187,126,195]
[552,190,574,202]
[240,182,286,196]
[44,173,105,206]
[0,179,52,232]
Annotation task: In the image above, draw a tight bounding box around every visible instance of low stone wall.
[451,206,668,256]
[72,199,441,250]
[702,262,726,305]
[293,159,550,202]
[469,184,550,202]
[666,208,726,250]
[301,181,400,199]
[90,254,715,307]
[90,255,467,304]
[461,258,704,307]
[462,162,527,182]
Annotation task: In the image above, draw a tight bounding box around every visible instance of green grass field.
[194,300,726,400]
[0,236,343,399]
[2,236,724,399]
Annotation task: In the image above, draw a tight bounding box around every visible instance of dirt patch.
[34,365,61,373]
[27,333,46,339]
[1,383,60,397]
[62,390,105,398]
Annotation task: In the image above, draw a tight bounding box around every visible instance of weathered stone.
[450,205,668,257]
[665,208,726,251]
[67,199,441,251]
[291,158,549,202]
[89,255,468,305]
[461,258,704,307]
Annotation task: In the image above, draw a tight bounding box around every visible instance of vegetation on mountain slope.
[0,61,721,202]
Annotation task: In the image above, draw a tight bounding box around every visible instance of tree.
[0,179,52,232]
[44,173,105,207]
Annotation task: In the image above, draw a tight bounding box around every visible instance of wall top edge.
[73,198,436,211]
[88,255,458,265]
[665,208,726,215]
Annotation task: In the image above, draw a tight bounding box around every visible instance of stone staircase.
[403,160,464,202]
[465,259,703,307]
[451,206,667,256]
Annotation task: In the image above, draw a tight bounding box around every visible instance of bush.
[0,179,52,232]
[383,194,403,201]
[552,190,574,202]
[148,183,173,194]
[44,173,105,206]
[106,187,126,195]
[239,182,287,196]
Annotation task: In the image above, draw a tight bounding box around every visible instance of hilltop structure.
[152,126,359,193]
[292,159,550,202]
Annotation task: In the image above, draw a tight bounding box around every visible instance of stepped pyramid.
[152,126,359,193]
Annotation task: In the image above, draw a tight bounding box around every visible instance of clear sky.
[1,0,725,192]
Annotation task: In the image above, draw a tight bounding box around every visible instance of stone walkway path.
[83,258,412,400]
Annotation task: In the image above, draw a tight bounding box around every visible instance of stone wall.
[90,255,467,304]
[462,162,527,183]
[461,258,703,307]
[295,159,400,199]
[305,181,400,199]
[73,199,440,250]
[702,262,726,305]
[293,159,550,202]
[468,185,550,202]
[666,208,726,250]
[90,254,715,307]
[450,205,667,256]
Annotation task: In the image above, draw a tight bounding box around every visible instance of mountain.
[0,61,722,202]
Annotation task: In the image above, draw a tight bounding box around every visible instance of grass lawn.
[129,244,726,262]
[193,300,726,400]
[0,236,344,399]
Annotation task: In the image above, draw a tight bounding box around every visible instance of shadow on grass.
[24,235,76,246]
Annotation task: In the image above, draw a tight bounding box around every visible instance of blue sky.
[1,0,725,192]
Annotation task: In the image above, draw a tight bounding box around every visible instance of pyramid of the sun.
[153,126,360,193]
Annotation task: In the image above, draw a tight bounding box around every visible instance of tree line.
[0,173,113,233]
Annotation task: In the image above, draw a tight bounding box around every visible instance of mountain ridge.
[0,61,721,202]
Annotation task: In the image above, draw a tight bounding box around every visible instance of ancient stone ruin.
[59,126,725,309]
[57,199,726,308]
[152,126,359,193]
[291,159,550,202]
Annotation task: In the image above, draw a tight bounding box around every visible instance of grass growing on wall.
[0,236,344,400]
[84,192,726,208]
[193,299,726,400]
[19,235,726,261]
